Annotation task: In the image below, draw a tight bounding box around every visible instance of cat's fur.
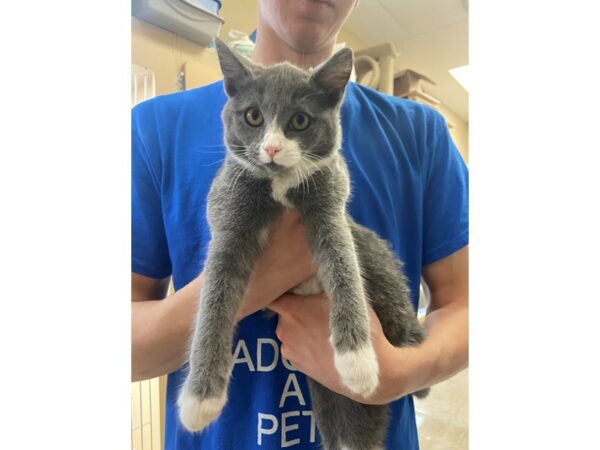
[177,38,429,450]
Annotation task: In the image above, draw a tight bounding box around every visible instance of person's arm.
[131,273,199,382]
[376,244,468,402]
[270,245,468,405]
[131,210,316,382]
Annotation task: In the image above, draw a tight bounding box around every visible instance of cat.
[177,37,429,450]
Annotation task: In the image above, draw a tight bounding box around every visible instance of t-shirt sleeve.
[131,116,172,279]
[421,110,469,266]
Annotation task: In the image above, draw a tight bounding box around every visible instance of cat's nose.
[264,146,281,159]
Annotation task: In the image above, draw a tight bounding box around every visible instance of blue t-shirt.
[132,81,468,450]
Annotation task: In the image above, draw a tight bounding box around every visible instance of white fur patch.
[269,155,335,206]
[257,226,270,247]
[177,388,227,432]
[271,172,299,206]
[333,343,380,398]
[259,122,302,168]
[290,275,323,296]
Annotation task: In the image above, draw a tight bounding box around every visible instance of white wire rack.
[131,64,156,106]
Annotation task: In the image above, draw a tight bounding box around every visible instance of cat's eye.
[245,107,264,127]
[290,112,311,131]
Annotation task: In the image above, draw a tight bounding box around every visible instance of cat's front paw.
[177,387,227,432]
[333,343,379,398]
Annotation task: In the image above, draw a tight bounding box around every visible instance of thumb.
[268,293,301,315]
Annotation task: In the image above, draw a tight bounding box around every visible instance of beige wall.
[219,0,259,39]
[438,103,469,164]
[132,17,220,93]
[131,377,164,450]
[131,1,468,161]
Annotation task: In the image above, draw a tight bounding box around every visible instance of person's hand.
[235,209,316,321]
[269,293,424,405]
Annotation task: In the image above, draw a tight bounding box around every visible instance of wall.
[131,377,164,450]
[438,103,469,163]
[132,17,219,94]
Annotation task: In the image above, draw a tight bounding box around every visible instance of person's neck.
[251,23,335,70]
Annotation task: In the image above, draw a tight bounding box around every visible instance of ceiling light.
[449,65,469,92]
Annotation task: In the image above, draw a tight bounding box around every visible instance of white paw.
[333,344,379,398]
[177,388,227,432]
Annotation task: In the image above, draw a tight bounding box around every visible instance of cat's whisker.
[201,158,226,167]
[302,153,325,163]
[195,143,246,149]
[302,156,327,179]
[305,167,311,200]
[299,163,310,200]
[233,149,259,163]
[292,167,303,202]
[240,157,260,172]
[228,151,260,175]
[294,163,306,199]
[226,165,238,195]
[305,155,324,170]
[300,157,322,194]
[193,149,227,154]
[300,165,310,198]
[228,164,246,195]
[307,164,316,197]
[232,169,244,195]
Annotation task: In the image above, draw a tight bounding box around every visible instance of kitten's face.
[215,39,353,176]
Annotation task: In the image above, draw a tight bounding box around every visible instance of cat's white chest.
[270,175,298,207]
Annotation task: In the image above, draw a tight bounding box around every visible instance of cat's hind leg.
[308,378,388,450]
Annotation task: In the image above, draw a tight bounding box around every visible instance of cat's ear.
[214,37,256,97]
[310,47,354,94]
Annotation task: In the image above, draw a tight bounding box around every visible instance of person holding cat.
[132,1,468,449]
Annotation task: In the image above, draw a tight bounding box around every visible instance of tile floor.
[414,368,469,450]
[415,284,468,449]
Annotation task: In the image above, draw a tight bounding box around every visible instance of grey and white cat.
[177,38,429,450]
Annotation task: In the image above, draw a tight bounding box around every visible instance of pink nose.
[265,146,281,158]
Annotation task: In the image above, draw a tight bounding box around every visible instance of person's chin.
[286,27,331,53]
[282,13,333,46]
